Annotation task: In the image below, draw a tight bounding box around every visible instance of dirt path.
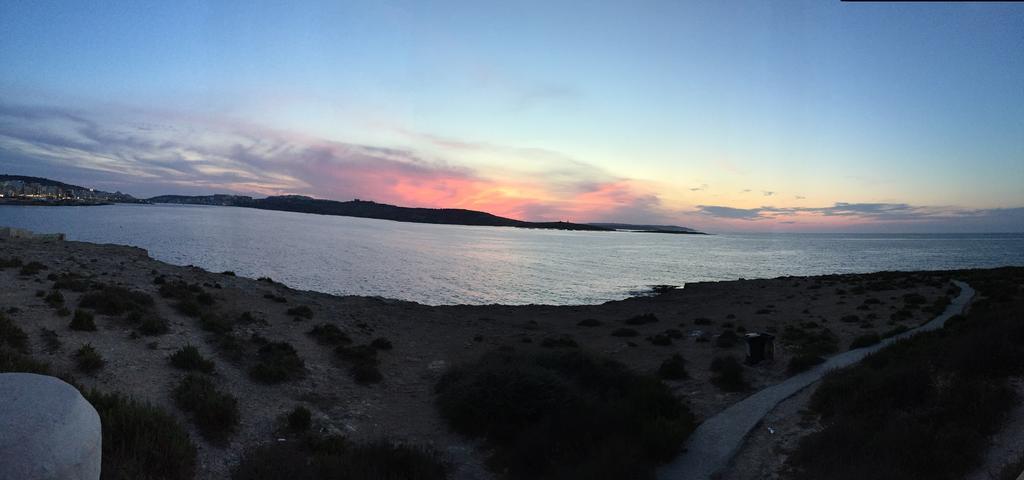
[657,280,975,480]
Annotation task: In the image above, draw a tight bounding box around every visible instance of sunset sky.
[1,1,1022,232]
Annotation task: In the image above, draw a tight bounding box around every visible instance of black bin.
[745,332,775,365]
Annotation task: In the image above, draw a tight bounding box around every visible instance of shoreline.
[0,235,1015,479]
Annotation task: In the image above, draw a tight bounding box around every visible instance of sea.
[2,204,1022,305]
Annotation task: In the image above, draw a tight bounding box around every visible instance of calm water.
[2,204,1022,305]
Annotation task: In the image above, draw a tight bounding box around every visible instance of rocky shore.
[0,235,964,479]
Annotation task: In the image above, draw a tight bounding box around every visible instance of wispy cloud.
[694,202,1024,231]
[0,101,664,223]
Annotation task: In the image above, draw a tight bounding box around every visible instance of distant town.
[0,175,142,205]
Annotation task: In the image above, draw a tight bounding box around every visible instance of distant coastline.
[2,173,706,234]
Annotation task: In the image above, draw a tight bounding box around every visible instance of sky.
[0,0,1022,232]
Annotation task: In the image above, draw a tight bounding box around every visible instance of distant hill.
[587,223,706,234]
[149,194,611,231]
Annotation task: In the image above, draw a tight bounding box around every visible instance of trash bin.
[745,332,775,365]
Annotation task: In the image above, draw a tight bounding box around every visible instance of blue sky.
[1,0,1022,232]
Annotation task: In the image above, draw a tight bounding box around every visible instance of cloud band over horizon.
[1,100,1021,233]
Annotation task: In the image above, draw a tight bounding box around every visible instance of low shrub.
[436,350,694,479]
[658,354,688,380]
[287,305,314,319]
[56,307,71,317]
[79,285,154,316]
[232,438,448,480]
[625,313,659,325]
[287,406,312,432]
[849,333,881,350]
[84,389,197,480]
[39,327,61,353]
[787,268,1024,480]
[174,299,203,317]
[308,324,351,345]
[710,355,747,391]
[370,337,393,350]
[19,261,48,276]
[882,325,909,338]
[782,325,838,358]
[611,327,638,337]
[0,257,23,268]
[647,333,672,346]
[170,345,215,373]
[249,341,305,383]
[213,333,246,361]
[173,374,240,442]
[787,354,825,374]
[693,317,713,325]
[75,344,105,374]
[138,315,170,335]
[335,344,381,385]
[541,335,578,348]
[69,309,97,331]
[577,318,602,327]
[44,290,65,307]
[0,314,29,352]
[199,312,233,334]
[0,347,51,374]
[715,330,739,348]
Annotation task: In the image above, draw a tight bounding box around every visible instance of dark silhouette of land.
[1,174,706,233]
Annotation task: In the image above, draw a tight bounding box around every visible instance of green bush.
[75,344,105,374]
[173,374,240,442]
[139,315,170,335]
[849,333,881,350]
[308,324,351,345]
[69,309,97,331]
[710,355,747,391]
[85,389,198,480]
[625,313,658,325]
[51,272,90,292]
[335,344,382,385]
[287,305,314,319]
[0,347,51,374]
[44,290,65,307]
[715,330,739,348]
[19,261,48,276]
[39,327,61,353]
[436,350,694,479]
[199,312,233,333]
[658,354,688,380]
[249,341,305,383]
[0,313,29,352]
[541,335,578,348]
[0,257,23,268]
[79,285,154,316]
[788,268,1024,480]
[787,354,825,374]
[170,345,215,373]
[174,299,202,317]
[287,406,312,432]
[232,439,448,480]
[882,325,909,338]
[611,327,638,337]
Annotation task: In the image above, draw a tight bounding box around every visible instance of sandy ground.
[0,237,956,479]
